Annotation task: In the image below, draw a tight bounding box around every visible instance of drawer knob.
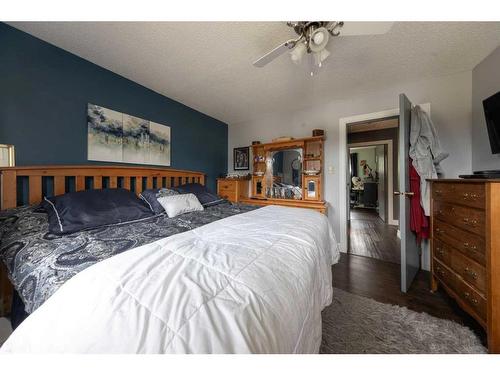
[436,247,444,255]
[436,267,445,276]
[464,292,479,305]
[464,267,478,280]
[463,242,477,251]
[462,218,478,226]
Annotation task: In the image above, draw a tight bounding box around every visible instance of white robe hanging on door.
[409,105,448,216]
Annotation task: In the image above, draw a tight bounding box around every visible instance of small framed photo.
[233,146,249,170]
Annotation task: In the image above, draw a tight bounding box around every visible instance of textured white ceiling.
[8,22,500,124]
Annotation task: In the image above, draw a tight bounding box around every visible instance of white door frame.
[348,139,396,226]
[338,108,399,253]
[338,103,430,254]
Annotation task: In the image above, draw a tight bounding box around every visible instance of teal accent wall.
[0,23,228,191]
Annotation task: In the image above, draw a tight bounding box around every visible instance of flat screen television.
[483,91,500,154]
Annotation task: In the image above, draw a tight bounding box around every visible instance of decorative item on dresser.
[216,177,250,203]
[239,135,326,214]
[429,179,500,353]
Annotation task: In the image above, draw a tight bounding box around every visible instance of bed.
[0,165,339,353]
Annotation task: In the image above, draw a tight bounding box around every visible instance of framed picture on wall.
[87,103,171,166]
[233,146,249,170]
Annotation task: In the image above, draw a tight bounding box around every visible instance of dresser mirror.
[268,148,303,199]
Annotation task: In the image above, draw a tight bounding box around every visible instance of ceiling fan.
[253,22,393,75]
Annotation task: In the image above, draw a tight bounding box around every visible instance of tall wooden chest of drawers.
[429,179,500,353]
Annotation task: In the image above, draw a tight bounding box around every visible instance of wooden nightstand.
[217,178,250,203]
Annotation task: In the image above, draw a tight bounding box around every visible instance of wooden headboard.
[0,165,206,316]
[0,165,206,210]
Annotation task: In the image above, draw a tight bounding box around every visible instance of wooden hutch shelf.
[239,197,327,214]
[244,135,326,214]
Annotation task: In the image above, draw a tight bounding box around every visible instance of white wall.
[472,45,500,170]
[228,71,473,247]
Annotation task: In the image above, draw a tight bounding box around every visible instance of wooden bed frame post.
[0,165,207,318]
[0,262,13,317]
[1,169,17,210]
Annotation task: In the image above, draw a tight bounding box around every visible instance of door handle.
[394,191,415,197]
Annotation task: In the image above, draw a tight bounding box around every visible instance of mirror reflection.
[268,149,302,199]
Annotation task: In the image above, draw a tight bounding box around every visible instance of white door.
[398,93,420,293]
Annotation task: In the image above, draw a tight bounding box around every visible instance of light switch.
[328,166,334,174]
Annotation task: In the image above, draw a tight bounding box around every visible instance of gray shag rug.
[320,288,486,354]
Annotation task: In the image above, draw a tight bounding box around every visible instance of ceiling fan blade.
[338,22,394,36]
[253,39,297,67]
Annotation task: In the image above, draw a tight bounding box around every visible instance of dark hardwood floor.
[348,207,400,263]
[332,252,487,346]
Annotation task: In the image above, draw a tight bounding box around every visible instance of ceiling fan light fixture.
[316,48,330,67]
[313,30,325,45]
[252,21,392,72]
[309,27,329,53]
[290,41,307,64]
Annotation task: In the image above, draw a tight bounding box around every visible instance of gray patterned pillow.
[140,188,179,214]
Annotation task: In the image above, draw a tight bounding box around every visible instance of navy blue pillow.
[173,183,226,207]
[42,188,154,235]
[139,188,179,214]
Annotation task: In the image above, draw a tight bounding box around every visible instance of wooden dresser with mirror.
[239,136,326,213]
[429,179,500,353]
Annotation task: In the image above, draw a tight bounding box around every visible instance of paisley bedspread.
[0,202,258,314]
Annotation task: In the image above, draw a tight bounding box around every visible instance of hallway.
[348,207,400,263]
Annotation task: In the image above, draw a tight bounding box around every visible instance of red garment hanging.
[409,158,429,243]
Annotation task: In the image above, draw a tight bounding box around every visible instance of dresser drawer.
[451,249,486,293]
[218,189,237,202]
[433,239,453,267]
[218,181,237,192]
[433,258,456,292]
[432,182,485,209]
[434,201,485,236]
[433,219,486,265]
[454,276,487,323]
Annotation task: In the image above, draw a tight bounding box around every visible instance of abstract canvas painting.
[87,104,171,166]
[123,114,150,164]
[149,121,171,166]
[87,104,123,163]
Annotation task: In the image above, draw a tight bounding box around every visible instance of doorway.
[339,100,431,292]
[346,117,401,264]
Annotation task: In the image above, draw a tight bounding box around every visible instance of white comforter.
[1,205,339,353]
